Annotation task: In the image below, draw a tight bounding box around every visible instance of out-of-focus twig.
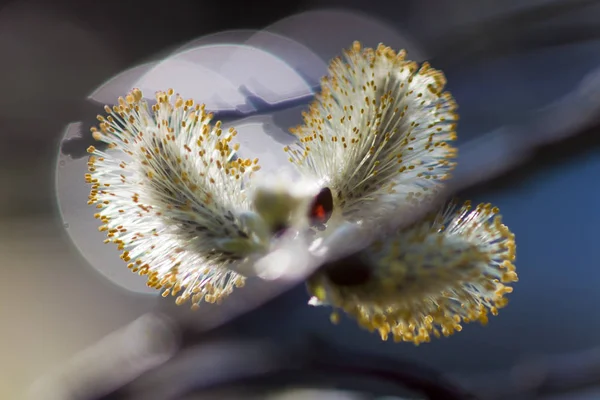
[27,313,178,400]
[428,0,600,65]
[28,318,474,400]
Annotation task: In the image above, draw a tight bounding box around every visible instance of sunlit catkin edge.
[85,88,267,309]
[284,41,458,231]
[307,200,517,345]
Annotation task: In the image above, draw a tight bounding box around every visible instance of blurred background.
[3,0,600,399]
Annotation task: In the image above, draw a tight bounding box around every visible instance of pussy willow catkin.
[85,42,517,344]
